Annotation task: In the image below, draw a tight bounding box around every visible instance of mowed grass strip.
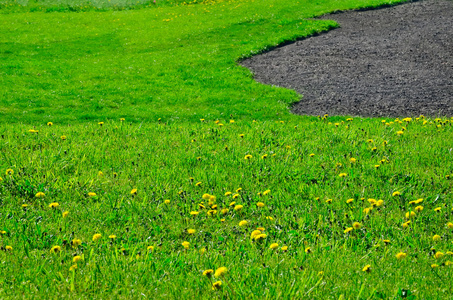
[2,0,408,124]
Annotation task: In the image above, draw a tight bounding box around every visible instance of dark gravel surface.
[241,0,453,118]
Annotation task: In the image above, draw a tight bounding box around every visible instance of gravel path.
[241,0,453,118]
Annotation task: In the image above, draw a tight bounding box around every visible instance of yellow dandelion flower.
[254,233,267,241]
[447,222,453,229]
[374,164,381,168]
[203,269,214,277]
[402,221,411,228]
[396,131,404,136]
[202,194,211,200]
[92,233,102,241]
[72,239,82,248]
[266,216,274,221]
[396,252,407,260]
[88,192,96,197]
[362,264,371,273]
[190,211,200,216]
[376,200,384,207]
[261,154,268,159]
[415,206,423,212]
[224,192,232,196]
[234,204,243,211]
[69,265,77,271]
[262,190,271,196]
[60,135,66,140]
[195,182,202,187]
[433,234,441,241]
[73,255,82,263]
[250,230,261,239]
[344,227,353,234]
[98,122,104,126]
[212,281,222,290]
[350,157,357,163]
[353,222,361,229]
[236,188,242,193]
[109,235,117,239]
[405,211,416,219]
[48,202,59,208]
[220,208,228,215]
[256,202,265,208]
[244,155,252,160]
[339,173,347,177]
[309,153,315,157]
[214,267,227,278]
[207,210,217,216]
[305,247,311,254]
[120,118,125,121]
[326,199,332,204]
[164,199,170,204]
[281,246,288,252]
[239,220,248,227]
[130,189,137,195]
[346,198,354,204]
[409,198,423,205]
[435,252,444,259]
[269,243,279,250]
[5,245,12,251]
[35,192,45,198]
[431,264,439,268]
[187,229,196,234]
[51,245,61,253]
[47,122,53,126]
[182,241,190,249]
[434,207,442,212]
[5,169,14,176]
[147,246,155,252]
[392,191,401,197]
[363,207,372,214]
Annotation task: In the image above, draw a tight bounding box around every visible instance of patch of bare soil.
[241,0,453,118]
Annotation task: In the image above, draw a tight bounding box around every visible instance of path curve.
[241,0,453,118]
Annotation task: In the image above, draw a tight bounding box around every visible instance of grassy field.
[1,0,453,298]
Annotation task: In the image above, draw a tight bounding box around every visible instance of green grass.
[1,0,453,298]
[1,0,408,124]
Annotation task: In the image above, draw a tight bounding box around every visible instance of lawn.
[1,0,453,298]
